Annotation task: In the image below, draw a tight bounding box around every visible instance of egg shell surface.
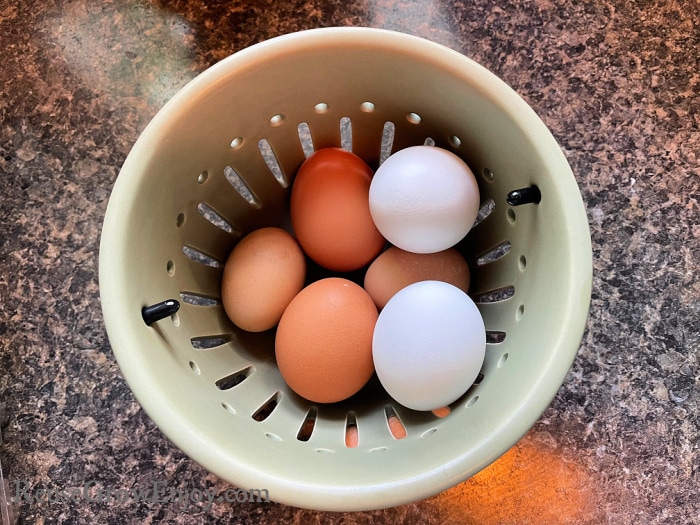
[290,148,386,272]
[369,146,480,253]
[372,280,486,411]
[221,227,306,332]
[364,246,470,309]
[275,277,378,404]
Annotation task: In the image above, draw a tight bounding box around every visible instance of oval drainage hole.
[215,366,254,390]
[296,407,317,442]
[252,392,281,422]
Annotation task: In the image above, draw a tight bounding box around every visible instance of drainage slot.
[258,138,288,187]
[296,407,317,442]
[379,121,395,165]
[216,366,254,390]
[345,412,359,448]
[385,406,407,440]
[180,291,221,307]
[190,334,232,349]
[297,122,315,158]
[473,285,515,303]
[224,165,261,207]
[252,392,281,422]
[486,331,507,344]
[476,240,511,266]
[472,198,496,228]
[182,245,222,268]
[340,116,352,152]
[197,202,237,235]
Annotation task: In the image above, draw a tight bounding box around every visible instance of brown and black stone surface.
[1,1,699,523]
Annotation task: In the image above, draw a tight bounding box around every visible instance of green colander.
[99,27,592,511]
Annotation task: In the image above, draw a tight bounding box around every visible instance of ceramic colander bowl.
[99,27,592,511]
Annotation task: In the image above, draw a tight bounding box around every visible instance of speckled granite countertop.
[1,0,699,523]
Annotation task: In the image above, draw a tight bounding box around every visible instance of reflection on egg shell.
[364,246,470,309]
[290,148,386,272]
[275,277,378,404]
[221,227,306,332]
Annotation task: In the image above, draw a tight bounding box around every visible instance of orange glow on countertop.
[430,439,604,525]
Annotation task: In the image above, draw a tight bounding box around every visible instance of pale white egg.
[369,146,480,254]
[372,280,486,411]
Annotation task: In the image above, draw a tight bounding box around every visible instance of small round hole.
[269,114,285,127]
[314,103,329,114]
[519,255,527,270]
[166,260,175,276]
[466,396,479,408]
[516,304,525,320]
[449,135,462,148]
[171,313,180,327]
[507,209,516,223]
[482,168,494,182]
[176,213,185,227]
[189,361,201,375]
[498,353,509,368]
[424,137,435,146]
[197,170,209,184]
[230,137,243,149]
[221,402,236,415]
[360,101,375,112]
[406,112,422,124]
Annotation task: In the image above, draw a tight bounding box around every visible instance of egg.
[275,277,378,403]
[364,246,470,309]
[290,148,386,272]
[221,227,305,332]
[372,280,486,411]
[369,146,480,254]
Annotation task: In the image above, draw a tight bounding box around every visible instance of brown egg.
[275,277,378,403]
[290,148,385,272]
[363,246,470,309]
[221,227,306,332]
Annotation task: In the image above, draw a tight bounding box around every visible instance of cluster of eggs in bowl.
[221,145,486,413]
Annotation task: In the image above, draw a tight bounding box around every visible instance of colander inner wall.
[99,27,592,512]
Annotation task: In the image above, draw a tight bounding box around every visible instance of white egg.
[369,146,480,254]
[372,280,486,411]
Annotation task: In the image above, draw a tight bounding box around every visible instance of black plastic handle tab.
[142,300,180,326]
